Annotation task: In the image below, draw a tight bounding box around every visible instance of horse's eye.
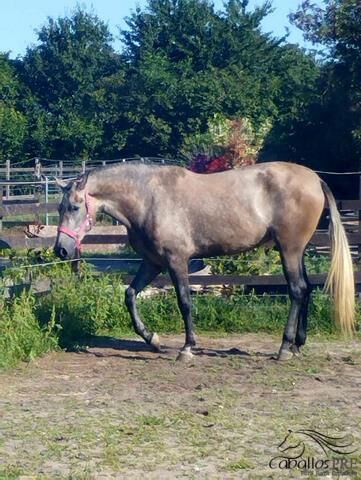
[69,204,80,212]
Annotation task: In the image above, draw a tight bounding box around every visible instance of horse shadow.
[78,335,273,360]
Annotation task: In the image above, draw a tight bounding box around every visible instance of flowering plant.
[189,153,232,173]
[184,114,271,174]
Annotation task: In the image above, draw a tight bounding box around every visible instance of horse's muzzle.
[54,232,77,260]
[54,245,69,260]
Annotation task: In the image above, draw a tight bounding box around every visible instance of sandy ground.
[0,333,361,479]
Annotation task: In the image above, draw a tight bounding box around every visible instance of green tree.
[20,8,121,159]
[116,0,320,157]
[286,0,361,175]
[0,1,322,164]
[0,54,27,161]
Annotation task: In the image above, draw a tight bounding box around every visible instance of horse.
[54,161,355,361]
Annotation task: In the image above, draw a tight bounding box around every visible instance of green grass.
[226,458,255,471]
[206,247,331,275]
[0,291,59,369]
[0,249,360,369]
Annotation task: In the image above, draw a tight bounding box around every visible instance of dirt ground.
[0,333,361,480]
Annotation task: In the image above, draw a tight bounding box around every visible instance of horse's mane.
[76,160,185,190]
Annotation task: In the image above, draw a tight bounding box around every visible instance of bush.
[184,114,272,173]
[206,247,330,275]
[37,264,129,347]
[0,248,355,369]
[0,289,58,368]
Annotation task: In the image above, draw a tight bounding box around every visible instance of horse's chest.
[127,229,165,265]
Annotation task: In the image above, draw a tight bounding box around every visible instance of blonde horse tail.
[321,180,355,336]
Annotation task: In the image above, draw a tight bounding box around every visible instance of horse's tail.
[321,180,355,335]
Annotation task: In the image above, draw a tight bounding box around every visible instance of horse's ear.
[55,177,71,191]
[75,172,89,191]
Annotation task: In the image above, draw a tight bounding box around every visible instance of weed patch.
[0,251,360,368]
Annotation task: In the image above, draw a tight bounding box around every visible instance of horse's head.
[277,430,305,458]
[277,429,356,459]
[54,176,96,260]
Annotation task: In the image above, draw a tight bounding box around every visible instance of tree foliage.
[116,0,320,156]
[0,54,27,159]
[285,0,361,176]
[19,8,121,160]
[0,0,359,182]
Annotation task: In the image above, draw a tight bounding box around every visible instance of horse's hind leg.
[168,260,196,362]
[278,246,309,361]
[125,260,162,351]
[294,259,312,353]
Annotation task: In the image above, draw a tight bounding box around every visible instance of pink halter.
[57,191,95,251]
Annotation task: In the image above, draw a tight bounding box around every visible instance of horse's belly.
[193,224,269,257]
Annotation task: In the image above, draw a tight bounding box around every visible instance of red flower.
[205,155,232,173]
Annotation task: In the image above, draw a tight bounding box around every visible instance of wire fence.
[1,157,361,295]
[0,255,335,299]
[0,157,186,203]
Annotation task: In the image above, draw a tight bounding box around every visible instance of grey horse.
[54,162,355,361]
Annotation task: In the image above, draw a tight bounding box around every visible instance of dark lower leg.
[177,288,195,350]
[169,265,195,351]
[278,250,307,360]
[125,261,161,347]
[295,290,311,350]
[295,262,311,350]
[279,298,303,358]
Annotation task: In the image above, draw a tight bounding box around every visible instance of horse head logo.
[277,429,357,459]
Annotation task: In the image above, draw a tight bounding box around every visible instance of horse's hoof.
[176,347,194,363]
[277,348,294,361]
[291,345,301,357]
[149,333,161,352]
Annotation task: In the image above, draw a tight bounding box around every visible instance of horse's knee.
[180,299,191,317]
[290,280,308,303]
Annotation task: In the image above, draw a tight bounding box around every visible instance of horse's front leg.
[125,260,162,351]
[168,260,195,362]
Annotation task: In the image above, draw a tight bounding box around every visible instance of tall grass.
[0,290,58,368]
[0,253,359,368]
[138,289,337,335]
[37,265,130,346]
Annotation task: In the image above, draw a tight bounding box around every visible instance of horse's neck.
[88,168,149,229]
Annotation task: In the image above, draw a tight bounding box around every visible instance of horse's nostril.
[59,247,68,259]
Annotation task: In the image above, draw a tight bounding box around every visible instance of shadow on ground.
[80,334,273,360]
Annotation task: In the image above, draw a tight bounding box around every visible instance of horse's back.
[222,162,325,249]
[143,162,325,258]
[185,162,324,254]
[177,161,324,217]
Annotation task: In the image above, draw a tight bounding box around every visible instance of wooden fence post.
[45,176,49,226]
[358,175,361,258]
[82,161,86,173]
[59,160,63,178]
[34,158,41,179]
[5,159,10,199]
[0,186,3,231]
[34,177,41,225]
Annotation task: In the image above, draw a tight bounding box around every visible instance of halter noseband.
[57,191,95,251]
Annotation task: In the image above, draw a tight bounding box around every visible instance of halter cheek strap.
[57,192,95,251]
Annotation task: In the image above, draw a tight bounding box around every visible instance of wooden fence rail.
[1,196,361,246]
[0,158,178,200]
[2,178,361,290]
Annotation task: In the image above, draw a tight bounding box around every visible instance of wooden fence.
[1,195,361,290]
[0,158,177,199]
[1,197,361,245]
[1,161,361,290]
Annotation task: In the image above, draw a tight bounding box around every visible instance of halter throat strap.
[57,191,95,251]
